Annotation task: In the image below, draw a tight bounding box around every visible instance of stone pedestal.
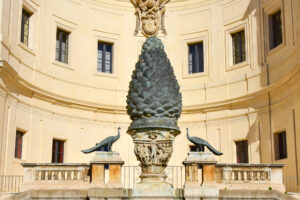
[127,129,179,198]
[183,152,219,200]
[90,151,124,188]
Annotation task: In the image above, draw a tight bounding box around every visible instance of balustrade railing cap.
[90,160,124,165]
[216,163,285,168]
[183,160,218,165]
[21,163,90,167]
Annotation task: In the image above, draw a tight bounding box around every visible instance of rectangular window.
[188,42,204,74]
[21,9,31,46]
[52,139,64,163]
[56,29,69,64]
[274,131,287,160]
[236,140,248,163]
[231,30,246,65]
[97,42,113,73]
[15,130,24,159]
[269,10,282,49]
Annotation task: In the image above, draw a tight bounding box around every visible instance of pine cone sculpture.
[126,36,182,131]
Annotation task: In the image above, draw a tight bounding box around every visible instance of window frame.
[268,10,283,50]
[181,31,209,79]
[15,130,25,159]
[224,21,250,71]
[235,139,249,164]
[97,41,113,74]
[231,30,246,65]
[18,1,39,55]
[263,0,285,56]
[274,131,287,160]
[188,42,204,74]
[93,30,120,78]
[52,139,65,163]
[56,28,70,64]
[20,8,31,46]
[52,15,76,70]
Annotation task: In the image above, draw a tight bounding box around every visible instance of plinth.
[183,152,219,200]
[90,151,124,188]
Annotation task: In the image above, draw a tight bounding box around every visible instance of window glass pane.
[97,42,113,73]
[56,29,69,64]
[270,10,282,49]
[52,140,64,163]
[15,130,24,159]
[236,140,248,163]
[188,42,204,74]
[232,30,246,65]
[21,9,31,46]
[275,131,287,160]
[105,51,111,72]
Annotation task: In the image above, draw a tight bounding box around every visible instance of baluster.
[246,171,250,181]
[67,171,71,180]
[73,170,78,180]
[53,171,58,180]
[253,171,257,180]
[61,170,65,180]
[35,170,40,180]
[241,170,245,181]
[41,171,45,180]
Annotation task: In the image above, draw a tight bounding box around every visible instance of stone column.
[183,152,219,200]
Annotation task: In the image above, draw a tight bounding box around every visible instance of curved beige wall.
[0,0,299,185]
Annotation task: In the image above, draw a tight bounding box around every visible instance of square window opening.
[97,41,113,74]
[188,42,204,74]
[235,140,248,163]
[231,30,246,65]
[21,8,32,46]
[52,139,65,163]
[15,130,25,159]
[274,131,287,160]
[56,29,70,64]
[269,10,282,50]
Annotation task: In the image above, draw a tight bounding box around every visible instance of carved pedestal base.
[128,129,178,197]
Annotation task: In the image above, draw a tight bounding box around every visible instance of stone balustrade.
[21,163,90,191]
[215,163,285,192]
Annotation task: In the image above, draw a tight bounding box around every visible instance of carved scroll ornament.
[130,0,170,37]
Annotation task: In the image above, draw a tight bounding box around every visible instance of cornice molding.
[0,60,299,116]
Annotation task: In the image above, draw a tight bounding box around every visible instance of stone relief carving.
[133,131,173,168]
[130,0,170,37]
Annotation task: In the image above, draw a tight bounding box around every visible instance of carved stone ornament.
[131,129,175,181]
[130,0,170,37]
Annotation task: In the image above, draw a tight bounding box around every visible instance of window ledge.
[52,60,74,71]
[226,61,249,72]
[13,158,26,163]
[18,42,36,56]
[267,43,285,57]
[275,157,287,161]
[93,71,118,79]
[183,71,207,79]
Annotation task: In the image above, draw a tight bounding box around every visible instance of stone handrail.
[21,163,90,191]
[215,163,285,192]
